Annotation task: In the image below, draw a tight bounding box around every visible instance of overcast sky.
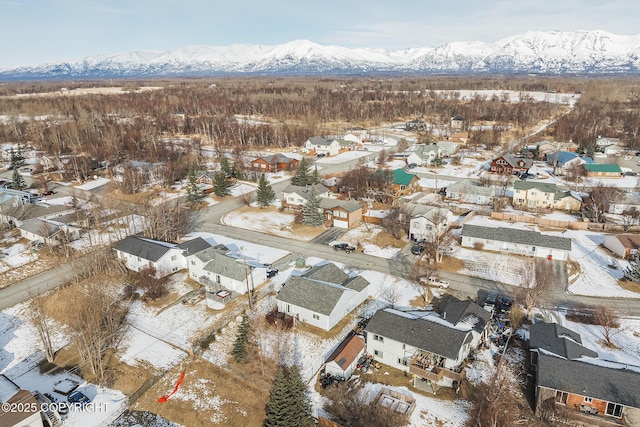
[2,0,639,69]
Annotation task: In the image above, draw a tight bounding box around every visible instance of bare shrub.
[136,267,170,301]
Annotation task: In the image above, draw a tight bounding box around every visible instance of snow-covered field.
[432,89,580,106]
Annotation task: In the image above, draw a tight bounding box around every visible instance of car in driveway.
[266,267,279,278]
[67,390,91,407]
[411,244,425,256]
[317,153,326,158]
[333,243,355,253]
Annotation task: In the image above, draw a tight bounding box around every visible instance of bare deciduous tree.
[583,183,622,224]
[515,261,553,318]
[25,295,57,363]
[377,282,403,309]
[595,305,621,347]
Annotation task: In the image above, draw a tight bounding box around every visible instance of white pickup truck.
[419,276,449,288]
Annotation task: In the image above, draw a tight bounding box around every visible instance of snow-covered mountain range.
[2,30,640,80]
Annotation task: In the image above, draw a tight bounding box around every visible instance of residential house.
[364,308,476,389]
[303,137,342,156]
[113,236,186,277]
[0,200,74,228]
[489,154,533,175]
[113,161,167,186]
[18,218,81,246]
[1,374,60,427]
[250,154,299,172]
[405,204,452,242]
[450,116,464,130]
[608,192,640,215]
[435,141,459,157]
[535,141,579,158]
[441,298,492,348]
[186,244,267,308]
[324,334,366,380]
[582,163,622,178]
[195,171,215,185]
[530,323,640,424]
[602,145,623,155]
[373,169,419,196]
[281,183,331,210]
[603,234,640,259]
[460,224,572,261]
[276,263,370,331]
[405,120,427,131]
[445,180,495,205]
[545,151,592,175]
[406,144,442,166]
[512,181,582,212]
[596,136,621,148]
[0,188,40,205]
[319,198,362,229]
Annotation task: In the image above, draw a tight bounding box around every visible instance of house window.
[312,314,319,320]
[137,256,141,262]
[555,391,568,404]
[606,402,623,418]
[287,304,291,313]
[374,350,383,357]
[373,334,384,342]
[191,260,195,265]
[216,275,221,284]
[584,397,592,403]
[397,358,408,366]
[400,185,406,190]
[171,255,177,261]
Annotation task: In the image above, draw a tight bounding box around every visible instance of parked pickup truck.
[333,243,356,254]
[419,276,449,288]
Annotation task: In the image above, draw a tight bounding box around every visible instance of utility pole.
[243,257,252,309]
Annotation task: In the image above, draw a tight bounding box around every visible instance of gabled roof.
[530,322,597,360]
[0,201,71,222]
[411,144,441,160]
[277,263,369,315]
[19,218,59,238]
[545,151,579,166]
[176,237,212,256]
[201,248,252,282]
[461,224,572,251]
[498,154,533,169]
[255,153,297,164]
[446,180,495,197]
[513,180,557,194]
[319,198,362,213]
[583,163,622,173]
[537,354,640,409]
[114,236,176,262]
[282,183,330,198]
[326,335,365,368]
[364,309,473,360]
[303,263,349,284]
[392,169,418,186]
[442,298,491,333]
[612,234,640,250]
[307,137,337,146]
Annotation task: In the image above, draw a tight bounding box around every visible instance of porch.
[200,276,242,310]
[409,349,465,384]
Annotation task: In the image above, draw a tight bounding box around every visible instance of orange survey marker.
[158,371,186,403]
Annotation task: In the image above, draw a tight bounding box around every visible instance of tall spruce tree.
[256,173,276,208]
[220,156,232,177]
[10,147,26,190]
[185,164,204,204]
[302,185,324,227]
[263,366,313,427]
[231,313,251,363]
[293,157,311,186]
[311,166,321,185]
[213,171,231,197]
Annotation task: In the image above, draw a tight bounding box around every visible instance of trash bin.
[547,255,552,260]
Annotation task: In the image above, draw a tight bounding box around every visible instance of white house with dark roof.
[528,322,597,369]
[406,144,442,167]
[281,183,331,210]
[460,224,572,261]
[604,234,640,259]
[364,308,474,389]
[406,204,452,242]
[445,180,495,205]
[276,263,370,331]
[114,235,187,277]
[186,245,267,307]
[303,137,342,156]
[18,218,81,246]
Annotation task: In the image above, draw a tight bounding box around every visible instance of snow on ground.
[0,245,37,273]
[461,215,640,298]
[315,150,372,165]
[335,224,402,259]
[229,181,257,197]
[220,208,318,242]
[74,177,111,190]
[431,89,580,106]
[185,232,289,267]
[69,214,147,251]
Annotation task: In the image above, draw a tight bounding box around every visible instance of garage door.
[333,219,349,229]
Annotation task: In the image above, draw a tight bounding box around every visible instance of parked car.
[41,190,55,196]
[266,268,278,278]
[67,390,91,407]
[406,163,417,169]
[419,276,449,288]
[317,153,326,158]
[411,245,425,256]
[333,243,355,253]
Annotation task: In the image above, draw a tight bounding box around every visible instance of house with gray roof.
[445,180,495,205]
[276,263,370,331]
[0,199,74,228]
[406,204,452,242]
[460,224,572,261]
[281,183,331,210]
[529,322,597,367]
[186,245,267,308]
[608,192,640,215]
[406,144,442,167]
[513,181,582,212]
[114,236,187,277]
[534,354,640,423]
[18,218,81,246]
[303,137,342,156]
[364,308,475,390]
[441,298,492,346]
[318,198,362,229]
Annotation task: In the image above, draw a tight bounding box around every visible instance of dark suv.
[333,243,355,253]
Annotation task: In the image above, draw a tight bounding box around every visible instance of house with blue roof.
[545,151,592,175]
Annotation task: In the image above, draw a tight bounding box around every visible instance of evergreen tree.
[624,253,640,284]
[220,157,232,177]
[302,185,324,227]
[11,167,26,191]
[185,164,205,204]
[231,313,251,363]
[263,366,313,427]
[10,147,25,169]
[293,157,311,186]
[256,174,275,208]
[311,167,321,185]
[213,171,231,197]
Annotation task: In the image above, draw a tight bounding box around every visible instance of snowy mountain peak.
[2,30,640,80]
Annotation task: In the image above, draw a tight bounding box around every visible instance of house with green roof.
[582,163,622,178]
[391,168,419,195]
[276,263,370,331]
